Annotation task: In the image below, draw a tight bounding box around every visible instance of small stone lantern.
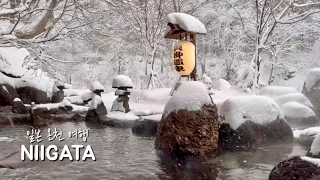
[111,75,133,113]
[90,81,104,97]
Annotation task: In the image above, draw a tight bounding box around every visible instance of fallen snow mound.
[112,75,133,88]
[259,86,298,99]
[304,68,320,92]
[167,13,207,34]
[274,93,313,107]
[281,102,315,119]
[163,81,212,117]
[220,95,284,130]
[63,89,90,97]
[35,99,72,110]
[214,79,231,91]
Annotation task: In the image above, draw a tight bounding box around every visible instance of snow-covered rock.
[63,89,90,97]
[220,96,284,130]
[304,68,320,92]
[107,111,139,121]
[219,95,293,152]
[167,13,207,34]
[307,133,320,158]
[132,114,162,137]
[90,80,104,92]
[293,127,320,146]
[156,81,219,156]
[259,86,298,99]
[163,81,212,117]
[89,94,103,110]
[112,75,133,88]
[35,99,72,110]
[269,156,320,179]
[274,93,313,108]
[281,102,318,126]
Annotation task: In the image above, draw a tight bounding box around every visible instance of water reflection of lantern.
[173,40,195,76]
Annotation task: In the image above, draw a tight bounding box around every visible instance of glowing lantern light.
[173,40,195,76]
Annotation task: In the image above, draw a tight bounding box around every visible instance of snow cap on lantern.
[112,75,133,89]
[173,40,195,76]
[90,81,104,96]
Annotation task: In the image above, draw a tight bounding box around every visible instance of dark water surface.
[0,122,308,180]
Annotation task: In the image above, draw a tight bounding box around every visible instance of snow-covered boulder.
[281,102,318,127]
[85,94,107,123]
[259,86,298,99]
[112,75,133,89]
[0,73,49,105]
[269,156,320,180]
[103,111,139,128]
[156,81,219,155]
[132,114,162,137]
[274,93,313,108]
[302,68,320,117]
[215,79,231,90]
[12,98,29,114]
[167,13,207,34]
[293,127,320,146]
[219,96,293,152]
[306,133,320,158]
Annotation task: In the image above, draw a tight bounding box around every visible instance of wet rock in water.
[219,96,293,152]
[302,68,320,118]
[12,98,29,114]
[219,119,293,152]
[0,84,18,106]
[269,156,320,180]
[16,86,48,104]
[156,81,219,156]
[85,94,107,123]
[132,115,161,137]
[31,108,54,126]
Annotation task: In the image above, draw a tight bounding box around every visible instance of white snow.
[300,156,320,167]
[71,104,89,112]
[293,127,320,138]
[167,13,207,34]
[310,133,320,155]
[210,86,250,111]
[163,81,212,117]
[2,85,8,92]
[133,109,152,116]
[107,111,139,121]
[112,75,133,88]
[274,93,313,108]
[13,98,21,102]
[220,96,284,130]
[141,114,162,121]
[202,74,212,89]
[281,102,315,118]
[89,94,103,110]
[63,89,90,97]
[90,80,104,92]
[81,92,93,101]
[214,79,231,91]
[0,72,47,92]
[101,92,118,111]
[64,96,83,104]
[259,86,298,99]
[35,99,72,110]
[0,47,29,77]
[304,68,320,92]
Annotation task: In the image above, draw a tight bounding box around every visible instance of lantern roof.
[165,13,207,39]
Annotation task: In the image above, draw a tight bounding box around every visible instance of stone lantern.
[90,81,104,96]
[111,75,133,113]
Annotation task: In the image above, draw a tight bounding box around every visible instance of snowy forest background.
[0,0,320,92]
